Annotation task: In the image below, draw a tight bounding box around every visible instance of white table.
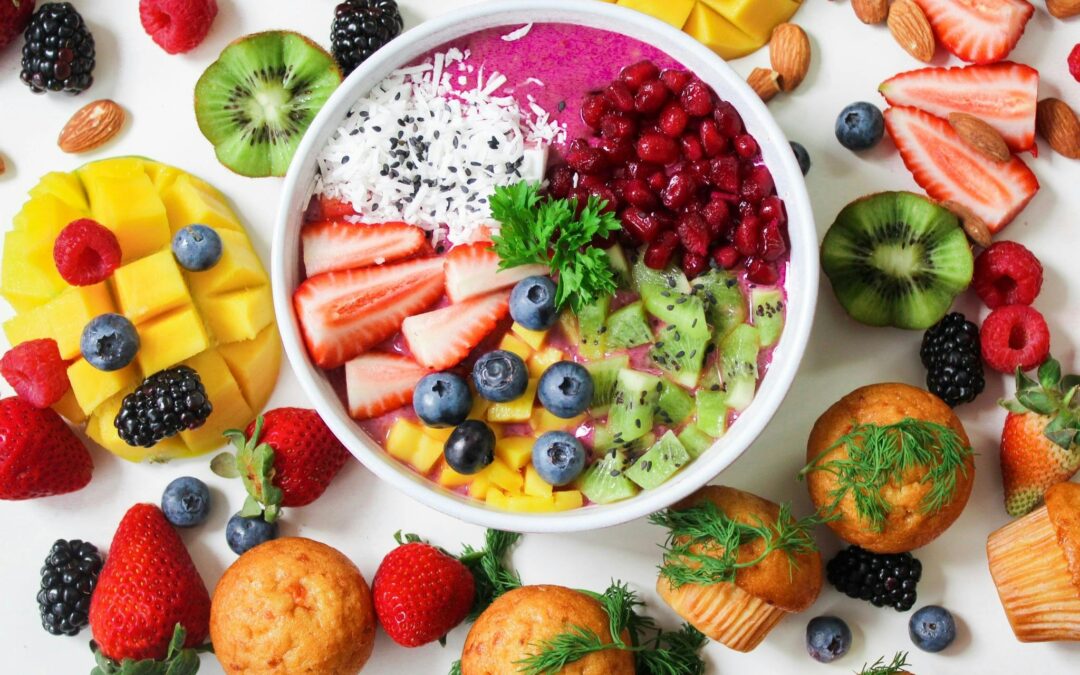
[2,1,1079,672]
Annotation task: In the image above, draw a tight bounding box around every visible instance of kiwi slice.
[751,287,785,348]
[605,245,632,288]
[677,424,715,458]
[578,448,639,504]
[692,269,747,340]
[195,31,342,178]
[624,431,690,490]
[585,354,630,413]
[609,368,661,444]
[655,379,694,427]
[719,323,761,413]
[577,294,611,359]
[632,257,691,294]
[821,192,973,330]
[605,301,653,350]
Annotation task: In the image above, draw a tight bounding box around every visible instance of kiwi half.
[821,192,973,330]
[195,31,342,178]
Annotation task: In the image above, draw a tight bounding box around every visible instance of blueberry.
[444,419,496,475]
[806,616,852,663]
[80,313,139,371]
[413,372,472,428]
[509,276,558,330]
[790,141,811,175]
[172,224,223,271]
[161,476,211,528]
[472,350,528,402]
[225,513,278,555]
[835,102,885,151]
[532,431,586,486]
[909,605,956,652]
[537,361,593,418]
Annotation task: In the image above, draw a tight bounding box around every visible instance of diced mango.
[486,488,509,510]
[29,172,89,211]
[530,408,585,434]
[38,283,115,359]
[113,249,191,324]
[144,162,183,193]
[161,174,243,234]
[498,332,533,362]
[135,305,210,375]
[412,433,444,473]
[524,465,553,498]
[486,379,537,423]
[1,241,66,311]
[512,322,548,351]
[52,389,86,425]
[528,347,564,378]
[436,460,473,488]
[386,418,424,462]
[11,193,86,236]
[87,389,189,462]
[185,229,268,297]
[617,0,695,27]
[554,490,584,511]
[468,473,491,499]
[217,323,281,412]
[467,395,490,421]
[485,458,524,494]
[496,436,534,470]
[68,358,140,415]
[198,287,273,343]
[684,2,764,60]
[700,0,801,43]
[179,349,254,455]
[3,303,50,347]
[77,157,146,180]
[421,425,455,442]
[83,171,171,263]
[506,494,558,513]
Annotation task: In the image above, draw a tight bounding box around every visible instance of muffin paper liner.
[657,577,787,652]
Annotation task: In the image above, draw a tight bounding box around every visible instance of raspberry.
[972,241,1043,309]
[139,0,218,55]
[1070,44,1080,84]
[980,305,1050,373]
[1,339,70,409]
[53,219,121,286]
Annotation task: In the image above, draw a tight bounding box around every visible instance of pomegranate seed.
[581,94,610,129]
[623,178,659,209]
[567,146,608,175]
[634,79,670,115]
[600,113,637,139]
[605,80,635,113]
[658,103,690,138]
[621,207,662,243]
[662,171,699,210]
[734,134,758,158]
[548,165,574,198]
[680,80,714,117]
[568,138,588,154]
[682,252,708,278]
[687,159,711,182]
[579,174,608,190]
[745,257,779,285]
[625,161,659,179]
[740,165,774,203]
[636,133,680,164]
[660,69,692,95]
[734,215,761,257]
[699,119,729,157]
[758,195,786,224]
[647,170,667,191]
[759,218,787,261]
[644,230,679,269]
[588,185,620,213]
[737,200,756,220]
[620,60,660,92]
[598,136,634,164]
[711,244,740,270]
[713,101,744,137]
[680,134,705,161]
[702,198,731,235]
[709,156,741,194]
[676,211,711,256]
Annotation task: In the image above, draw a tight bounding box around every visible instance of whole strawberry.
[0,396,92,500]
[1000,357,1080,516]
[89,504,211,663]
[0,0,34,51]
[373,536,476,647]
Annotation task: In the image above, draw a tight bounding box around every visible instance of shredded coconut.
[501,23,533,41]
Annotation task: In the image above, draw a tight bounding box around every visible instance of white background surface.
[1,1,1079,673]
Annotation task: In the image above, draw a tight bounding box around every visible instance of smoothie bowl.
[272,1,817,532]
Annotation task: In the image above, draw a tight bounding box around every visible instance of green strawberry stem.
[217,416,283,523]
[90,624,211,675]
[1000,356,1080,451]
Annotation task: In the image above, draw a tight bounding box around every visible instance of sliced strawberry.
[444,243,549,303]
[403,291,510,370]
[345,352,431,419]
[914,0,1033,65]
[317,195,358,219]
[884,106,1039,234]
[293,256,445,369]
[302,221,427,276]
[880,62,1038,153]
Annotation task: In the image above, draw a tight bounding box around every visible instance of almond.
[942,200,992,248]
[887,0,936,63]
[1036,98,1080,160]
[1047,0,1080,18]
[948,112,1010,163]
[0,155,5,177]
[58,99,125,154]
[853,0,889,24]
[747,68,782,103]
[769,23,811,92]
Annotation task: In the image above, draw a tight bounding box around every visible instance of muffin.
[461,585,635,675]
[988,481,1080,642]
[654,485,823,652]
[210,537,376,674]
[803,383,975,553]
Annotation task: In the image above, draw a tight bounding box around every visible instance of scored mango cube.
[486,488,509,510]
[498,332,533,362]
[485,458,524,494]
[40,282,115,360]
[486,379,537,423]
[386,418,424,462]
[198,287,273,343]
[412,433,444,473]
[83,171,171,263]
[136,305,210,375]
[700,0,801,43]
[161,174,242,234]
[468,473,492,499]
[528,348,564,378]
[113,249,192,324]
[531,407,585,434]
[554,490,584,511]
[616,0,695,27]
[524,465,553,498]
[68,358,140,415]
[436,460,474,488]
[217,323,281,413]
[28,171,88,211]
[179,349,254,455]
[185,229,268,298]
[684,2,763,60]
[77,157,145,180]
[506,494,557,513]
[89,390,188,463]
[12,193,86,236]
[511,322,548,351]
[496,436,534,471]
[3,303,50,347]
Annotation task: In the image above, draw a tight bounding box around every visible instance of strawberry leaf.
[209,452,239,479]
[90,625,203,675]
[1046,429,1080,450]
[1000,398,1029,414]
[1039,358,1063,392]
[1017,390,1056,416]
[222,417,284,524]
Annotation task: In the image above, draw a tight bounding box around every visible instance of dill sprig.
[649,500,829,588]
[459,529,522,620]
[448,660,462,675]
[798,418,972,531]
[857,651,911,675]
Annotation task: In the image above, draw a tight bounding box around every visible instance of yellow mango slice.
[198,287,273,344]
[29,171,88,211]
[468,473,491,499]
[68,358,140,415]
[87,389,189,462]
[144,162,183,193]
[77,157,146,180]
[217,323,281,413]
[161,174,243,234]
[412,433,444,473]
[3,303,50,347]
[528,347,564,379]
[83,171,171,263]
[617,0,696,27]
[485,458,524,494]
[554,490,584,511]
[530,408,585,434]
[436,460,473,488]
[136,305,210,375]
[496,436,534,471]
[52,389,86,425]
[113,249,191,325]
[506,494,559,513]
[511,322,548,351]
[179,349,254,455]
[700,0,801,43]
[498,332,533,362]
[386,418,424,462]
[486,488,509,510]
[39,282,115,360]
[524,465,553,498]
[421,425,455,442]
[684,2,764,60]
[1,232,67,311]
[486,379,538,423]
[12,193,86,236]
[185,229,268,297]
[467,395,489,421]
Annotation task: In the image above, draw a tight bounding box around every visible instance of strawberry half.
[444,242,548,303]
[293,256,445,369]
[880,62,1038,153]
[346,352,431,420]
[0,397,92,500]
[302,221,427,276]
[317,195,358,219]
[403,290,510,370]
[914,0,1033,65]
[884,105,1039,234]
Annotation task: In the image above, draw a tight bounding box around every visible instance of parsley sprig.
[798,418,973,531]
[650,500,829,588]
[489,181,621,314]
[857,651,912,675]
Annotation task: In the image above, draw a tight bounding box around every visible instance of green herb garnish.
[857,651,911,675]
[489,181,621,314]
[649,500,828,588]
[798,418,973,532]
[515,581,706,675]
[91,624,211,675]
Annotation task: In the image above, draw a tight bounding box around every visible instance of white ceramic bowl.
[272,0,818,532]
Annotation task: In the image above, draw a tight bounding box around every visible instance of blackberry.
[920,312,985,407]
[827,545,922,612]
[114,366,212,447]
[330,0,403,76]
[20,2,95,95]
[37,539,102,636]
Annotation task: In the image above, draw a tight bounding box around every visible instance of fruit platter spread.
[293,22,790,513]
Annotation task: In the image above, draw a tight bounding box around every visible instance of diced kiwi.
[593,425,655,459]
[578,448,640,504]
[655,379,694,426]
[632,257,691,294]
[624,431,691,490]
[677,424,715,458]
[585,354,630,413]
[639,286,709,341]
[558,311,580,346]
[821,191,974,330]
[605,301,653,350]
[194,32,342,178]
[650,322,708,388]
[692,269,747,340]
[609,369,661,444]
[720,324,761,413]
[577,295,611,359]
[751,287,785,348]
[605,245,632,288]
[694,389,729,438]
